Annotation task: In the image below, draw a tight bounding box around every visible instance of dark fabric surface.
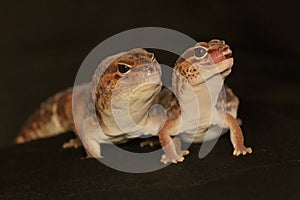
[1,0,300,199]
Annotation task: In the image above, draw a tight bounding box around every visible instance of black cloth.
[0,0,299,199]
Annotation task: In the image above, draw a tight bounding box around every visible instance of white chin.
[212,58,234,73]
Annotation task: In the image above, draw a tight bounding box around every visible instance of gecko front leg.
[225,113,252,156]
[82,137,103,158]
[159,119,189,164]
[78,116,104,159]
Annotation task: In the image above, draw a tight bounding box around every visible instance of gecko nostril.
[222,45,229,51]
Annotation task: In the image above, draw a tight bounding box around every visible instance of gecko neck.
[179,75,224,131]
[96,94,156,137]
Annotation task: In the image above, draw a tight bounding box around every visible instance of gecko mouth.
[198,49,233,69]
[211,48,233,76]
[116,64,162,87]
[224,50,232,59]
[134,71,161,85]
[211,48,232,63]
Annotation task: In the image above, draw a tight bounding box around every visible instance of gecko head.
[92,48,162,114]
[175,39,233,85]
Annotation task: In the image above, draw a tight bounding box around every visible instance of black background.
[0,0,300,199]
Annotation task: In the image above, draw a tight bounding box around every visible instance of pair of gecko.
[15,39,252,164]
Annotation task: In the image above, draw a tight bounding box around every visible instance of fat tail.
[15,88,74,144]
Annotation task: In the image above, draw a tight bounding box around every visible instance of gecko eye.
[117,64,131,74]
[194,47,207,59]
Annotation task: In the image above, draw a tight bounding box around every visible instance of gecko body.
[16,41,252,164]
[16,48,163,157]
[158,39,252,164]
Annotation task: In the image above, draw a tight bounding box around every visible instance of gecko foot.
[81,155,104,159]
[160,137,190,164]
[160,150,189,164]
[62,138,83,149]
[140,138,160,148]
[233,145,252,156]
[81,151,104,159]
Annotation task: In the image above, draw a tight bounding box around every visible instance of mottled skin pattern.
[16,88,74,143]
[16,41,252,164]
[16,48,162,158]
[77,49,162,157]
[158,39,252,164]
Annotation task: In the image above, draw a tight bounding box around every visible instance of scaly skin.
[16,42,252,163]
[158,39,252,164]
[16,48,163,158]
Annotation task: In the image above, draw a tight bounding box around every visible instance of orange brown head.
[174,39,233,85]
[92,48,162,113]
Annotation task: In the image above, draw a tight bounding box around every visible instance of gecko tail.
[15,88,74,144]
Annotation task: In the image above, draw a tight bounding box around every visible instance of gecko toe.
[160,153,186,164]
[176,156,185,162]
[181,150,189,156]
[233,146,252,156]
[62,138,82,149]
[81,155,104,159]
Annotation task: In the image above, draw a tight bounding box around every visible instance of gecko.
[156,39,252,164]
[16,40,252,164]
[16,48,164,158]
